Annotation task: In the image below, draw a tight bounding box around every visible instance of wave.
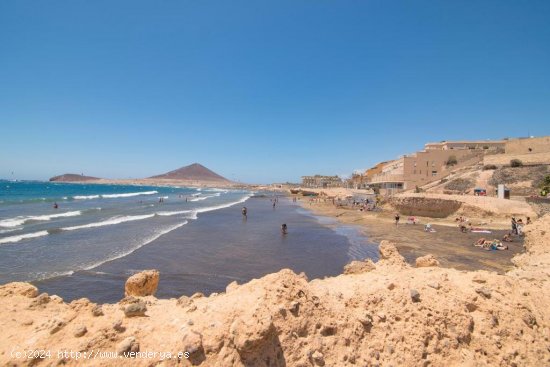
[156,210,192,217]
[0,230,49,245]
[194,195,251,215]
[0,210,82,228]
[72,191,158,200]
[0,227,23,234]
[62,214,155,231]
[82,221,188,271]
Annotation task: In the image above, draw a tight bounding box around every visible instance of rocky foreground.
[1,217,550,366]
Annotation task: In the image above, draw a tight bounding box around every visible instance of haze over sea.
[0,181,376,302]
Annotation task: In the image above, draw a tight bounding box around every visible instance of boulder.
[415,254,440,268]
[378,241,408,266]
[124,270,160,297]
[343,259,376,274]
[117,337,139,356]
[124,301,147,317]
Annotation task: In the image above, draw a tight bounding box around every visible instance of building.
[367,139,500,195]
[424,140,505,151]
[301,175,343,188]
[505,136,550,154]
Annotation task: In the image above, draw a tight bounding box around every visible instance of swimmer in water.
[281,223,288,234]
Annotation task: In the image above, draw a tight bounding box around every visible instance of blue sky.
[1,1,549,183]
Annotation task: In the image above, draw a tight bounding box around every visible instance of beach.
[297,198,525,273]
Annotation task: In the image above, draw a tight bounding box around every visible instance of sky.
[1,1,549,184]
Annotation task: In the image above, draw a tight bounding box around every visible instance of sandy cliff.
[1,216,549,366]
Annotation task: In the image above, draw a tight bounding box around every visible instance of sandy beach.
[297,198,524,273]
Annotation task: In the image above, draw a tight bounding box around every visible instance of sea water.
[0,180,377,302]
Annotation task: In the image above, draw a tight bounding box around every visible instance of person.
[281,223,288,235]
[516,219,524,236]
[394,213,400,226]
[460,224,468,233]
[53,202,58,209]
[242,207,247,217]
[511,217,518,235]
[502,233,514,242]
[273,201,276,209]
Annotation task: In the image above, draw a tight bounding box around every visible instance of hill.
[149,163,229,182]
[49,174,100,182]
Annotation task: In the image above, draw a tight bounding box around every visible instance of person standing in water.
[281,223,288,235]
[394,213,400,226]
[242,207,247,217]
[53,202,58,209]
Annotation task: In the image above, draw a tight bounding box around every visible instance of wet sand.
[299,200,524,273]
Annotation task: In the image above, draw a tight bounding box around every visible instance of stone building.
[301,175,343,188]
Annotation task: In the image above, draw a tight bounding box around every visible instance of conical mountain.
[149,163,229,182]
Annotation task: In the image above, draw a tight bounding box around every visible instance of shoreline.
[296,197,525,273]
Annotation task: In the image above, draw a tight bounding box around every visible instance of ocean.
[0,180,377,303]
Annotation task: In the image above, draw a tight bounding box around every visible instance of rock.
[124,302,147,317]
[73,325,87,337]
[476,287,492,299]
[113,320,125,333]
[472,274,487,283]
[49,318,66,334]
[522,311,537,328]
[117,337,139,356]
[92,305,104,317]
[289,301,300,314]
[182,330,204,360]
[378,241,408,266]
[427,282,441,290]
[231,314,275,356]
[226,281,239,293]
[387,283,396,290]
[358,314,373,329]
[377,313,387,322]
[28,293,50,309]
[410,289,421,302]
[312,350,325,366]
[191,292,204,299]
[177,296,191,307]
[343,259,376,274]
[124,270,159,297]
[415,254,440,268]
[0,282,39,298]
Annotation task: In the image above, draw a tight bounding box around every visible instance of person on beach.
[242,207,247,217]
[394,213,400,226]
[511,217,518,235]
[273,201,276,209]
[53,202,58,209]
[281,223,288,235]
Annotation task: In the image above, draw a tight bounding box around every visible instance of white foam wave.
[62,214,154,231]
[83,221,188,270]
[0,227,23,234]
[194,195,251,215]
[156,210,192,217]
[101,191,159,198]
[73,195,100,200]
[0,210,82,228]
[72,191,158,200]
[0,230,49,245]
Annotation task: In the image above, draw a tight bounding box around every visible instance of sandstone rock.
[476,287,492,299]
[182,329,204,360]
[428,282,441,290]
[49,318,66,334]
[124,302,147,317]
[117,336,139,356]
[312,350,325,366]
[113,320,125,333]
[378,241,408,266]
[231,314,275,356]
[92,305,104,317]
[344,259,376,274]
[73,325,87,337]
[0,282,38,298]
[124,270,159,297]
[226,281,239,293]
[415,254,440,268]
[28,293,50,309]
[410,289,421,303]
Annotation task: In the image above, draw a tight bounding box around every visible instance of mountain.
[49,174,100,182]
[149,163,229,182]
